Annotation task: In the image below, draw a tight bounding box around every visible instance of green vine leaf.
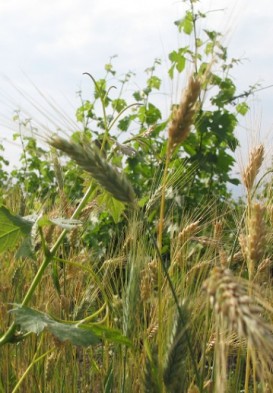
[10,305,131,347]
[0,206,33,254]
[175,11,193,35]
[97,192,125,223]
[236,102,249,116]
[11,305,100,346]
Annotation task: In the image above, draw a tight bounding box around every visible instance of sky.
[0,0,272,182]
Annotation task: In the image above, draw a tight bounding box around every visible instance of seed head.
[243,145,264,192]
[168,75,201,149]
[203,267,273,362]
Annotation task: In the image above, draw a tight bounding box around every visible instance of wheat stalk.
[48,136,136,205]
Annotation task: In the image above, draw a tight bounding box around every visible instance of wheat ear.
[242,145,264,192]
[163,306,190,392]
[168,75,201,150]
[48,136,135,205]
[203,267,273,365]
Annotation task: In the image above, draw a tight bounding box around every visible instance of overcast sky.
[0,0,272,177]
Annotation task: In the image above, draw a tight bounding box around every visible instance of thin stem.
[12,336,53,393]
[157,141,171,250]
[157,141,171,390]
[149,226,201,389]
[190,0,199,75]
[244,343,251,393]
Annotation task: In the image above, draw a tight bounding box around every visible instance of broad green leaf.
[211,77,236,106]
[183,11,193,35]
[10,305,131,347]
[85,323,131,346]
[11,305,100,347]
[138,104,162,125]
[112,98,127,113]
[0,206,33,254]
[147,76,161,90]
[176,55,186,72]
[174,11,193,35]
[205,42,214,55]
[15,236,36,260]
[94,79,107,99]
[11,305,51,334]
[104,63,116,75]
[133,91,143,101]
[169,49,187,73]
[97,193,125,223]
[118,115,133,131]
[236,102,249,116]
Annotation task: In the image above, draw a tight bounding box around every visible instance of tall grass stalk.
[156,74,201,388]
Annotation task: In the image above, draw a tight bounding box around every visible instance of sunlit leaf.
[236,102,249,116]
[10,305,131,347]
[11,305,100,347]
[0,206,33,254]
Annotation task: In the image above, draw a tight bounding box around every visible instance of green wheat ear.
[163,304,191,392]
[48,136,136,206]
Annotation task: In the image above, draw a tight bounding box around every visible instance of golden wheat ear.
[242,144,264,192]
[203,267,273,366]
[48,136,136,205]
[168,75,201,150]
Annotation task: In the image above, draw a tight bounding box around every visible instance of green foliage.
[11,305,131,347]
[0,206,33,253]
[0,143,9,191]
[11,133,57,205]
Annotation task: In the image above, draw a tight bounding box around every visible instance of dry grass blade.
[203,267,273,365]
[48,136,136,205]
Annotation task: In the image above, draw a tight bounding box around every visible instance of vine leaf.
[10,305,100,346]
[97,192,125,223]
[0,206,33,254]
[10,305,131,347]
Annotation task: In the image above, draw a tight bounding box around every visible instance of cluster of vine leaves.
[0,0,256,360]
